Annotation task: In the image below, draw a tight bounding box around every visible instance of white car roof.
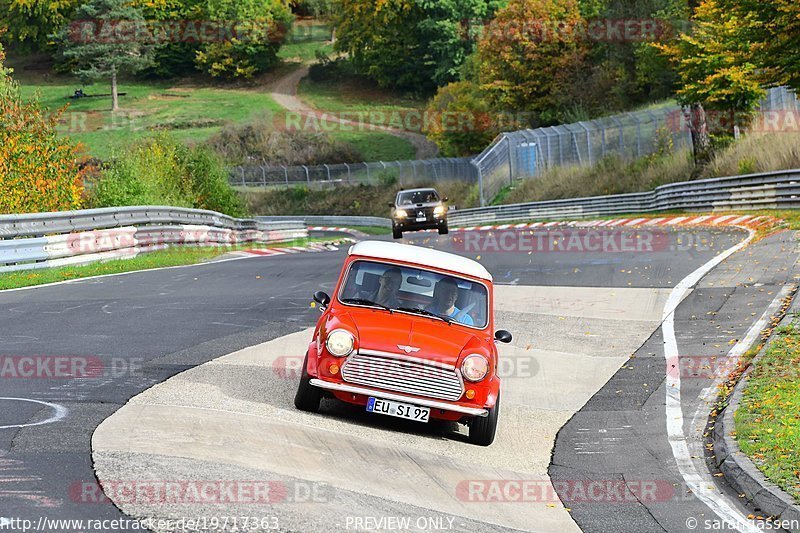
[348,241,492,281]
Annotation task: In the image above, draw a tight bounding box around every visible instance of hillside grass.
[735,324,800,501]
[500,133,800,205]
[17,80,283,160]
[299,75,426,116]
[0,238,331,291]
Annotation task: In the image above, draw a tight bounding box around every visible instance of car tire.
[438,224,449,235]
[294,354,321,412]
[392,226,403,239]
[469,391,499,446]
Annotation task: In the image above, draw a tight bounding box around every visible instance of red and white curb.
[300,215,783,240]
[230,239,355,259]
[454,214,782,232]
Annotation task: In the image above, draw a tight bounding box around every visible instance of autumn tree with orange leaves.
[0,42,85,214]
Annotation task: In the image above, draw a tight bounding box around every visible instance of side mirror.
[313,291,331,310]
[387,202,395,208]
[442,197,449,202]
[494,330,512,344]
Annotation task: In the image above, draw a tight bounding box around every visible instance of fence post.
[506,135,514,185]
[324,164,331,182]
[283,166,289,187]
[473,160,485,207]
[261,161,267,187]
[344,163,351,182]
[240,167,245,187]
[303,165,310,185]
[365,162,370,183]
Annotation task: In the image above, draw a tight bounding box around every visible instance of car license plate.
[416,213,426,221]
[367,397,430,422]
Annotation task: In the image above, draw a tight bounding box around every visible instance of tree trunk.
[111,69,119,112]
[686,103,711,171]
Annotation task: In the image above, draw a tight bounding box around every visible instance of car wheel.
[294,353,321,412]
[438,223,449,235]
[393,226,403,239]
[468,391,499,446]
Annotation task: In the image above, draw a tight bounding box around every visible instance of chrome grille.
[341,352,464,402]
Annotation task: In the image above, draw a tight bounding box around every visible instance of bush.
[0,47,85,214]
[425,81,502,157]
[206,116,362,166]
[194,0,294,79]
[91,134,244,216]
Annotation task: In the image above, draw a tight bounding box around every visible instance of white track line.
[662,228,760,532]
[0,397,68,429]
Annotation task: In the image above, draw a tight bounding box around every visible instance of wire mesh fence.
[472,86,799,205]
[229,158,478,188]
[229,87,799,205]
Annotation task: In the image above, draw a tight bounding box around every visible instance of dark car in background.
[390,188,449,239]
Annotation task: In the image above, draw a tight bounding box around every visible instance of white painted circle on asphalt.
[0,397,68,429]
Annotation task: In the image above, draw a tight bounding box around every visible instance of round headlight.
[434,205,446,216]
[395,209,408,218]
[326,329,355,357]
[461,354,489,382]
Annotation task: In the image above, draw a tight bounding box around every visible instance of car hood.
[398,201,441,209]
[338,307,480,367]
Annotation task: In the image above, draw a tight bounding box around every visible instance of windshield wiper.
[396,307,453,324]
[341,298,392,311]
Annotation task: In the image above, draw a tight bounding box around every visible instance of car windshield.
[339,260,488,328]
[397,190,439,205]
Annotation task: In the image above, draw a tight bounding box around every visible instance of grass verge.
[735,323,800,501]
[0,238,333,291]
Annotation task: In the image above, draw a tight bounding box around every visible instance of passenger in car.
[362,268,402,308]
[427,278,474,326]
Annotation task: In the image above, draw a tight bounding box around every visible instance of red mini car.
[294,241,512,446]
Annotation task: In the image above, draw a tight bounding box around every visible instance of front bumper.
[309,379,489,417]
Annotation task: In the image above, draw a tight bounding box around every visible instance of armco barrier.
[448,169,800,226]
[256,215,392,228]
[0,207,306,273]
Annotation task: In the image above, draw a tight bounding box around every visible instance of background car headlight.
[434,205,446,216]
[394,209,408,218]
[326,329,355,357]
[461,354,489,382]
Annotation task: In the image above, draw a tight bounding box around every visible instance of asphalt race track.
[0,224,797,532]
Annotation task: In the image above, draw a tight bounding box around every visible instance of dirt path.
[267,65,440,160]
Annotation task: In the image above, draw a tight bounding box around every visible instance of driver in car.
[426,278,474,326]
[362,268,402,308]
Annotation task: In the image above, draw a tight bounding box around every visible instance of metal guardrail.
[256,215,392,228]
[447,169,800,226]
[0,207,307,273]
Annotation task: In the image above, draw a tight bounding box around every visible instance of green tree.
[656,0,765,164]
[55,0,155,112]
[476,0,587,121]
[0,0,81,51]
[194,0,293,79]
[714,0,800,92]
[333,0,502,93]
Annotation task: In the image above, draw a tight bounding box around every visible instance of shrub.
[425,81,501,157]
[194,0,294,79]
[0,47,85,214]
[91,134,244,216]
[205,116,362,166]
